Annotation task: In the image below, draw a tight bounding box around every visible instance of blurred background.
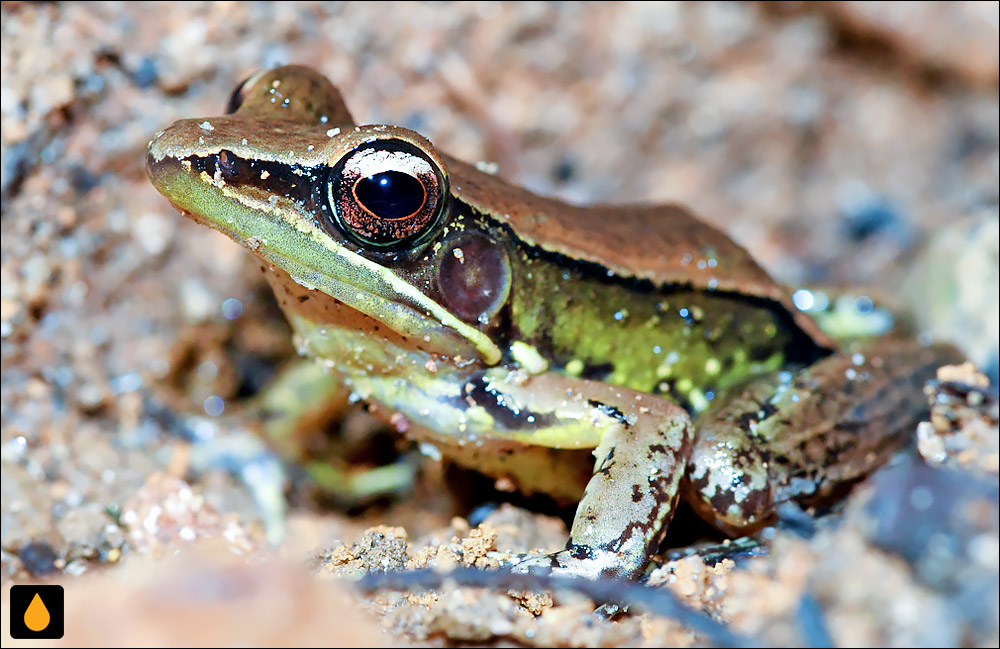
[2,2,997,646]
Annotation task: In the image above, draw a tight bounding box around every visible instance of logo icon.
[9,585,64,639]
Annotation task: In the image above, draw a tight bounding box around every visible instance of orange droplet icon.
[24,592,51,632]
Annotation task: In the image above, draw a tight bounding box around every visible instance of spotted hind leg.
[683,341,961,534]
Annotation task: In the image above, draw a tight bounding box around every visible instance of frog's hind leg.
[683,341,962,535]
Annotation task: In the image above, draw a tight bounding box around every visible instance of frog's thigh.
[495,374,693,580]
[685,341,960,535]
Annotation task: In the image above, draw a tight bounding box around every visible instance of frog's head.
[147,66,507,366]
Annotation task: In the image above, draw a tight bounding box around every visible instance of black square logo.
[9,585,64,639]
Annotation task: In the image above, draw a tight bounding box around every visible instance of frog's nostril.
[218,150,239,179]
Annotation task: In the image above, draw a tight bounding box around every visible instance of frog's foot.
[511,548,632,619]
[181,415,418,542]
[181,415,289,544]
[511,545,630,580]
[514,539,763,618]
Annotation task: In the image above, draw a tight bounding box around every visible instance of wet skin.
[147,66,958,579]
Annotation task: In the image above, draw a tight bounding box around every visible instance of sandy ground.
[2,2,998,646]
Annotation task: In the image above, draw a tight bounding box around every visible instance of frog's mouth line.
[147,153,501,365]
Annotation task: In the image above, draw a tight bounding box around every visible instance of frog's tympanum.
[148,66,958,579]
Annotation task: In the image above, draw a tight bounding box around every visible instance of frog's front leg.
[684,341,962,535]
[503,374,693,580]
[357,368,693,580]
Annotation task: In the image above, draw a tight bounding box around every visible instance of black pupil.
[355,171,425,220]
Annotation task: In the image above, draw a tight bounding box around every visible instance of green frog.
[147,66,957,579]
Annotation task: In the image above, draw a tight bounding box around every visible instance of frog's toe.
[304,455,419,505]
[511,545,634,581]
[511,547,632,617]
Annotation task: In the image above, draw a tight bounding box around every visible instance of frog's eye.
[328,140,446,250]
